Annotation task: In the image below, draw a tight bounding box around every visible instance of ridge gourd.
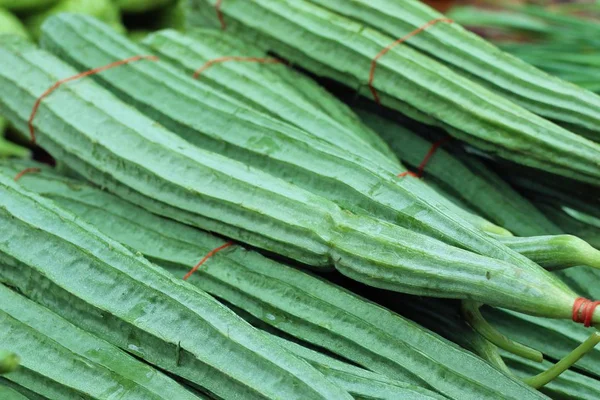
[0,32,594,323]
[0,174,354,400]
[183,0,600,184]
[1,160,549,400]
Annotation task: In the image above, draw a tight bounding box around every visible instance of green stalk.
[461,302,543,363]
[524,332,600,389]
[503,350,600,400]
[496,234,600,270]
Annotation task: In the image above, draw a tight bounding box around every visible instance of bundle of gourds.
[0,1,599,399]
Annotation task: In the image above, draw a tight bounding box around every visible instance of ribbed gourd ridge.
[0,384,32,400]
[0,285,205,400]
[0,382,33,400]
[308,0,600,141]
[0,178,354,400]
[267,336,448,400]
[142,28,399,164]
[39,14,556,271]
[187,0,600,184]
[355,109,561,236]
[1,161,552,400]
[0,37,584,318]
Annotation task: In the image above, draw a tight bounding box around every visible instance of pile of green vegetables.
[0,0,599,399]
[450,2,600,94]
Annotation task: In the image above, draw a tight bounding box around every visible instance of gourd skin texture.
[307,0,600,141]
[0,379,50,399]
[0,35,585,319]
[185,0,600,185]
[40,15,564,270]
[267,336,447,400]
[1,161,550,400]
[0,178,353,400]
[0,285,204,400]
[141,28,398,164]
[0,385,29,400]
[355,109,561,237]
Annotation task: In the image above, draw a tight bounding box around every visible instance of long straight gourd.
[143,28,398,163]
[1,161,547,400]
[0,36,590,322]
[307,0,600,142]
[40,14,553,265]
[184,0,600,184]
[268,336,447,400]
[0,284,205,400]
[0,177,353,400]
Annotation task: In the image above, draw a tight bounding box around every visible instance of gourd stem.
[486,347,512,375]
[524,332,600,389]
[461,301,543,362]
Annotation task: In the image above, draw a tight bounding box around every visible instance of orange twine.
[28,55,158,144]
[13,167,41,182]
[573,298,600,327]
[369,18,453,105]
[183,241,235,280]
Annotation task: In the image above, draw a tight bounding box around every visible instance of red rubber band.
[215,0,226,30]
[28,55,158,144]
[397,137,451,178]
[183,241,234,281]
[192,56,284,79]
[572,297,600,327]
[584,301,600,327]
[369,18,453,105]
[13,167,41,182]
[573,297,587,322]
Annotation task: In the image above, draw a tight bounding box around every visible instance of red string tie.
[215,0,226,30]
[28,55,159,144]
[573,298,600,327]
[13,167,41,182]
[192,56,285,79]
[183,241,234,280]
[398,136,451,178]
[369,18,453,105]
